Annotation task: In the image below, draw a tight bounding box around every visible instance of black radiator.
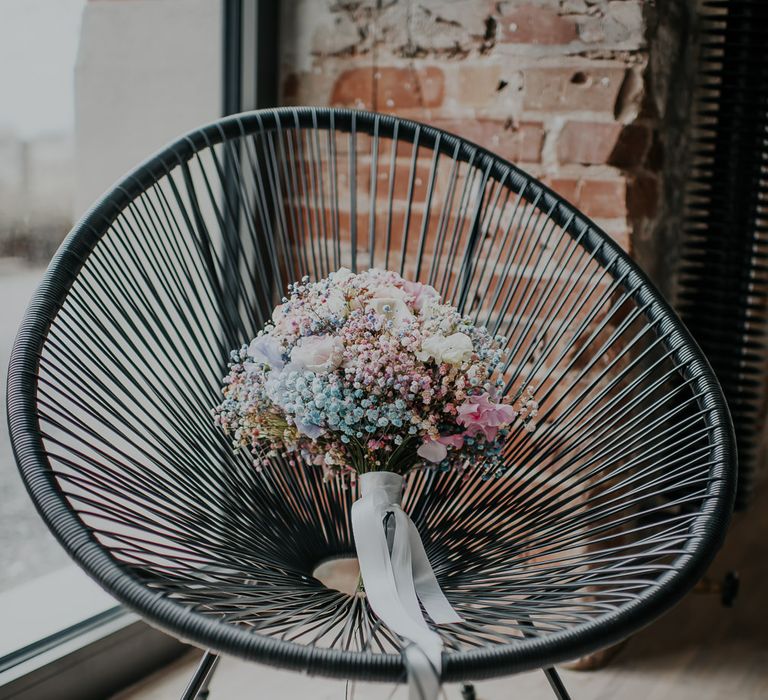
[678,0,768,510]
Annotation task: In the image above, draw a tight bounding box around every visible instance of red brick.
[429,118,544,162]
[544,176,628,220]
[557,121,623,165]
[499,4,578,45]
[331,66,444,111]
[523,67,627,113]
[544,176,580,203]
[278,70,336,107]
[558,121,653,168]
[580,179,627,219]
[372,158,437,201]
[451,64,506,109]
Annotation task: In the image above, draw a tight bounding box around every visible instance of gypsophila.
[213,268,536,481]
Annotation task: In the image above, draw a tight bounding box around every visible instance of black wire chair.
[7,108,736,699]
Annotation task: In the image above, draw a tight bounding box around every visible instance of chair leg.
[543,667,571,700]
[180,651,220,700]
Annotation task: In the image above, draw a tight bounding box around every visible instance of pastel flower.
[457,393,517,441]
[436,433,464,449]
[331,267,355,284]
[271,303,292,334]
[294,417,325,439]
[215,266,523,480]
[325,287,348,317]
[418,332,473,365]
[367,286,414,327]
[418,299,446,322]
[402,279,440,311]
[248,336,285,369]
[417,439,448,463]
[290,335,344,373]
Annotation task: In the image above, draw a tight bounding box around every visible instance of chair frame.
[6,108,737,697]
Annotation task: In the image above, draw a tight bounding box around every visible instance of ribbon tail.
[390,507,426,625]
[352,490,443,699]
[404,644,441,700]
[407,517,463,625]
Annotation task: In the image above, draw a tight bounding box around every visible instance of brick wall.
[275,5,696,638]
[278,0,690,282]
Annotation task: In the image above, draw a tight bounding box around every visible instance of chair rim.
[5,106,737,682]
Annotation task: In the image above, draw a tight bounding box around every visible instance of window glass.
[0,0,86,593]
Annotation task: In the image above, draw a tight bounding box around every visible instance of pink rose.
[402,279,440,311]
[457,393,517,441]
[290,335,344,373]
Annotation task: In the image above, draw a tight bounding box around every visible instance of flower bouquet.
[214,268,536,697]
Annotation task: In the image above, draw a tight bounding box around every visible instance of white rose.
[418,332,473,365]
[368,297,414,327]
[271,303,292,334]
[331,267,355,284]
[290,335,344,373]
[247,335,284,369]
[368,285,414,327]
[372,285,409,302]
[325,287,348,317]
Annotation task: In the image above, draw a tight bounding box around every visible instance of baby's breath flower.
[214,268,534,478]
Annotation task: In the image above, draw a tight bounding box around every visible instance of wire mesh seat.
[7,108,736,696]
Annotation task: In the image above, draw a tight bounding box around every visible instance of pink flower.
[402,279,440,311]
[436,433,464,449]
[457,393,517,441]
[417,433,464,463]
[417,439,448,463]
[290,335,344,373]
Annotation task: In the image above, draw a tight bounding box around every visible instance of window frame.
[2,1,280,696]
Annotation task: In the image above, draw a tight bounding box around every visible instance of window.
[0,1,228,694]
[0,0,84,595]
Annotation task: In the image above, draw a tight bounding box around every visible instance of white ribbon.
[351,472,462,700]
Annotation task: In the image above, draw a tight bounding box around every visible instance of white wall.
[74,0,223,215]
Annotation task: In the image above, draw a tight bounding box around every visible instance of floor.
[115,477,768,700]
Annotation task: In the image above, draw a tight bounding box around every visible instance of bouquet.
[214,268,537,698]
[215,267,536,480]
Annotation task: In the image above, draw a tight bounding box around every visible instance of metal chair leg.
[180,651,220,700]
[543,667,571,700]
